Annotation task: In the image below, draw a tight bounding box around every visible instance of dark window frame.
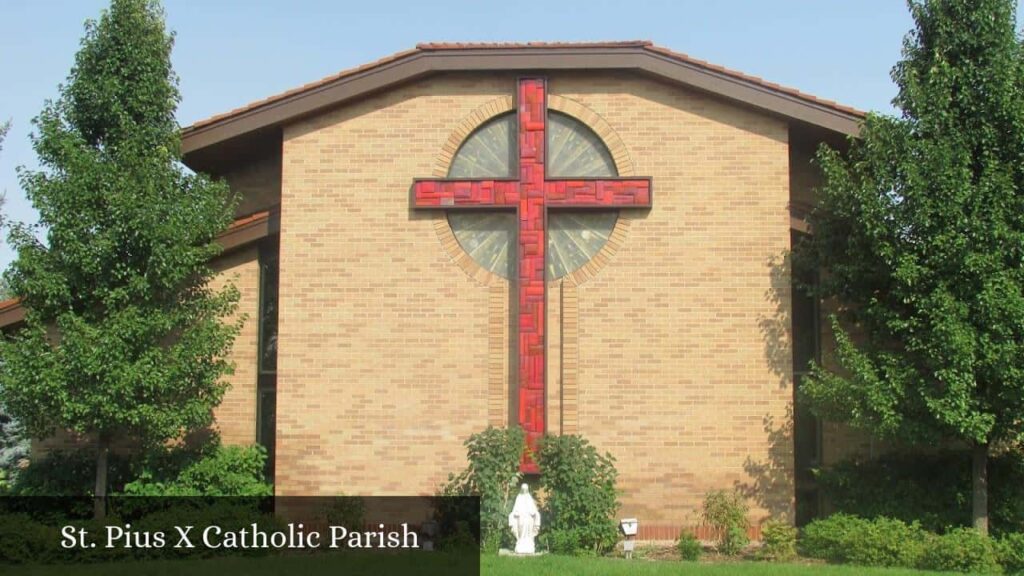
[792,231,823,525]
[255,236,279,482]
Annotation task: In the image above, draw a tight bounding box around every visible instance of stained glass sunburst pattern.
[447,111,619,279]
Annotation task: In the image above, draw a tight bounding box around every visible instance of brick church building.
[0,41,871,537]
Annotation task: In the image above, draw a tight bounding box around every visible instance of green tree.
[536,434,619,555]
[0,0,240,518]
[797,0,1024,535]
[0,120,25,489]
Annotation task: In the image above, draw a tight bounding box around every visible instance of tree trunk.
[93,437,109,520]
[972,442,989,535]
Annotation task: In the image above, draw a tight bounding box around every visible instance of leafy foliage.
[0,121,27,490]
[759,519,798,562]
[122,445,272,496]
[800,514,928,567]
[816,450,1024,535]
[0,414,28,491]
[325,497,366,532]
[800,514,1018,572]
[796,0,1024,532]
[0,512,145,564]
[435,520,481,552]
[918,528,1002,573]
[701,489,750,556]
[998,532,1024,574]
[536,434,619,556]
[441,426,524,553]
[676,531,702,561]
[9,449,134,497]
[0,513,58,564]
[0,0,240,505]
[8,442,270,499]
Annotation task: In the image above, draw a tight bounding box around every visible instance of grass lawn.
[2,553,961,576]
[0,552,475,576]
[482,554,959,576]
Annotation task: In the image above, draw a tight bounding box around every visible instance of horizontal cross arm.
[412,179,520,208]
[545,178,652,208]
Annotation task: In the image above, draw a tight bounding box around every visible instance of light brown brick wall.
[210,246,260,447]
[277,74,514,496]
[274,71,798,529]
[554,74,794,525]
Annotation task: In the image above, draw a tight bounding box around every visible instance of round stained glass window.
[447,111,619,280]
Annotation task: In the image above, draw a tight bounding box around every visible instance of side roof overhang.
[0,209,280,331]
[181,41,864,170]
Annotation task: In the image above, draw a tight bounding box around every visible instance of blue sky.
[0,1,925,270]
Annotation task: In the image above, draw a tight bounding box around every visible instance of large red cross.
[413,78,652,472]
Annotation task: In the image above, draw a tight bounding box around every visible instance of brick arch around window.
[429,94,638,288]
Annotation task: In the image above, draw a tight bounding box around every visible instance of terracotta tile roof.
[227,209,272,230]
[184,47,421,132]
[182,41,864,136]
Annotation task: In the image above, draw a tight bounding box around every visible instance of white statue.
[508,483,541,554]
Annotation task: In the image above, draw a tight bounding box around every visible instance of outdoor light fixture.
[619,518,638,558]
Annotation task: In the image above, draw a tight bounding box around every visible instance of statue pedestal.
[498,549,547,557]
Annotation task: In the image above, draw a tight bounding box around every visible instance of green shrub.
[844,516,927,567]
[800,513,866,563]
[122,445,272,496]
[760,519,797,561]
[800,514,926,567]
[702,489,749,556]
[995,454,1024,536]
[997,532,1024,574]
[0,513,56,563]
[11,449,133,497]
[543,527,598,556]
[12,441,273,500]
[0,512,139,564]
[436,520,479,552]
[536,434,619,556]
[677,531,702,561]
[817,450,1024,535]
[325,497,366,532]
[917,527,1000,574]
[440,426,523,553]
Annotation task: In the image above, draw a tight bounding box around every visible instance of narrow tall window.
[791,231,822,525]
[257,237,279,481]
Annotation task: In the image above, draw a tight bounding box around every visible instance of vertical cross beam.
[412,78,652,473]
[516,78,547,473]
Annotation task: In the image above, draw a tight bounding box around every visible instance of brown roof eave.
[180,43,864,161]
[0,299,25,330]
[0,208,280,330]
